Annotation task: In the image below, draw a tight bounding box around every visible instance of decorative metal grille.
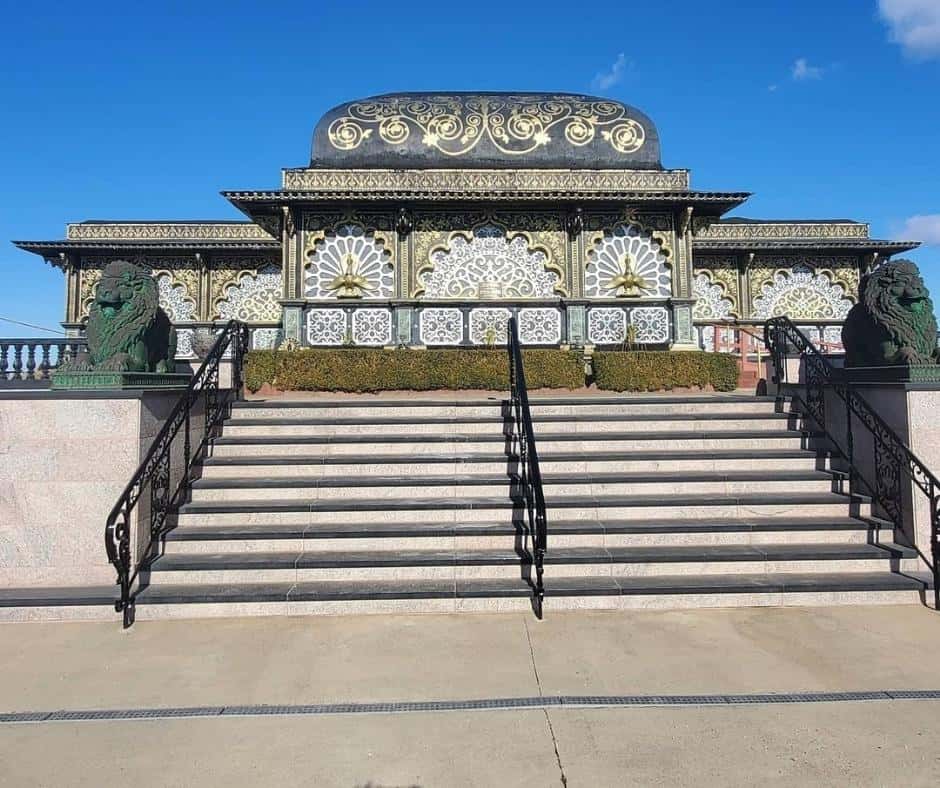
[630,307,670,343]
[306,224,394,299]
[469,307,512,345]
[419,308,464,345]
[306,309,347,345]
[585,224,672,298]
[351,309,392,346]
[518,308,562,345]
[587,307,627,344]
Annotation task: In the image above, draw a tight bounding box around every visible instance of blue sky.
[1,0,938,334]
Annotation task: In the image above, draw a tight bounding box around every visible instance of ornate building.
[14,92,918,354]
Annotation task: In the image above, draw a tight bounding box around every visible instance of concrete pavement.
[1,606,939,785]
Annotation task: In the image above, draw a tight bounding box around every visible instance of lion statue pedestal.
[840,259,940,382]
[52,260,191,390]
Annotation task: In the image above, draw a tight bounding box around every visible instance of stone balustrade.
[0,338,87,385]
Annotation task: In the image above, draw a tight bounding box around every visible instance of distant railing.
[0,338,86,384]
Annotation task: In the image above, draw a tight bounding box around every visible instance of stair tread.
[148,542,914,571]
[233,394,781,409]
[202,448,819,466]
[177,490,859,514]
[229,412,789,426]
[130,570,930,605]
[191,468,832,489]
[211,429,802,446]
[165,515,876,541]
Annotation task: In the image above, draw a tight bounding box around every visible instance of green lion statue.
[842,259,940,367]
[65,260,176,373]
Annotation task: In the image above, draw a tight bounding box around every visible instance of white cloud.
[792,57,824,80]
[879,0,940,59]
[901,214,940,245]
[591,53,628,92]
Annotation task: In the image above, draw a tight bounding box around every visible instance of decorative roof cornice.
[281,167,692,193]
[13,239,280,268]
[65,221,276,242]
[224,188,750,210]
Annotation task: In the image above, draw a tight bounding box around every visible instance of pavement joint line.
[3,691,940,724]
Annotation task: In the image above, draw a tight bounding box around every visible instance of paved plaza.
[1,605,939,786]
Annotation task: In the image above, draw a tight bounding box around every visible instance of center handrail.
[507,317,548,608]
[104,320,250,627]
[764,315,939,606]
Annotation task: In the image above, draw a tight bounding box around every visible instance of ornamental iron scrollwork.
[764,315,940,609]
[328,95,646,157]
[104,320,250,628]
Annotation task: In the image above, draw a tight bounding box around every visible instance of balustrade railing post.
[25,343,37,380]
[12,344,23,381]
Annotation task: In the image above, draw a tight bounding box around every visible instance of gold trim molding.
[695,221,869,241]
[281,168,690,193]
[67,223,276,241]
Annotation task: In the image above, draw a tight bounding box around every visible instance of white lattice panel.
[587,308,627,344]
[469,307,511,345]
[419,307,464,345]
[306,309,347,345]
[352,309,392,346]
[251,328,284,350]
[518,308,562,345]
[630,307,670,344]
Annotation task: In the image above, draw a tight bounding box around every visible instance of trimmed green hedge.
[593,351,739,392]
[244,348,584,393]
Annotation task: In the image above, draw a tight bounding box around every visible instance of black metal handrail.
[507,317,548,609]
[765,316,939,606]
[105,320,250,627]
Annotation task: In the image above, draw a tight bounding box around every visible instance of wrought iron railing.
[0,338,86,384]
[765,316,938,606]
[507,316,548,610]
[104,320,250,627]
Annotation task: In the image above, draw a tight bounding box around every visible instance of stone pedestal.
[0,389,191,589]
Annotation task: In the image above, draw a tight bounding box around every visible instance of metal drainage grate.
[2,690,939,725]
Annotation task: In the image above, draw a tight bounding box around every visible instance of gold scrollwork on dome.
[327,96,646,157]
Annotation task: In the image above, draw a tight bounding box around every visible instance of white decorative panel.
[692,273,733,320]
[585,224,672,298]
[251,328,284,350]
[752,266,852,320]
[306,309,347,345]
[352,309,392,346]
[157,274,196,322]
[588,308,627,344]
[423,225,558,298]
[469,307,512,345]
[420,308,464,345]
[306,224,393,299]
[518,308,562,345]
[175,328,195,359]
[630,307,670,344]
[217,264,283,322]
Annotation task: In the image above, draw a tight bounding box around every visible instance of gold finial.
[607,252,649,297]
[327,253,374,298]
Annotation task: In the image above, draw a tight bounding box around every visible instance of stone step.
[1,570,931,621]
[173,491,869,527]
[220,412,795,438]
[208,430,808,457]
[186,469,838,503]
[231,395,782,421]
[197,451,824,479]
[145,542,918,584]
[160,516,887,554]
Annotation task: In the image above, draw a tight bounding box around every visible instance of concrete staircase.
[120,393,927,618]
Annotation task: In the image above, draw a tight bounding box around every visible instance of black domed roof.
[311,92,662,170]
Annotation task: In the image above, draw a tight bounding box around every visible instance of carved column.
[280,205,304,344]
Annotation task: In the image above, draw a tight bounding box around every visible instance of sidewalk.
[2,605,939,785]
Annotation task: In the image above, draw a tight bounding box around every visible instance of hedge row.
[593,351,739,392]
[244,348,740,393]
[244,348,584,393]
